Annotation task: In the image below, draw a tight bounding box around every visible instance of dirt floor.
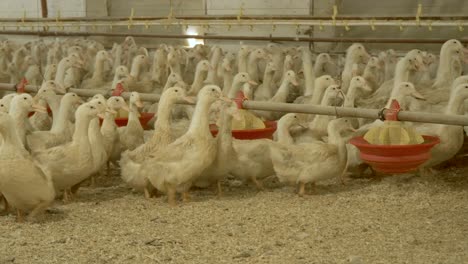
[0,163,467,264]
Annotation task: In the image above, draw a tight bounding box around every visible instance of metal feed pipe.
[0,82,467,127]
[0,30,466,44]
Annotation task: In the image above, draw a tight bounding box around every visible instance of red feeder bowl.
[99,112,155,129]
[349,135,440,174]
[210,121,277,140]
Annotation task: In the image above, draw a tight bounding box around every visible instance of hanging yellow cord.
[332,5,338,26]
[128,8,134,29]
[416,3,422,26]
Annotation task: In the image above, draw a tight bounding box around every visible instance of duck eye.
[326,78,329,80]
[294,115,297,119]
[72,94,76,96]
[0,104,3,107]
[90,106,95,109]
[23,97,27,100]
[115,98,119,101]
[211,88,215,92]
[175,89,178,92]
[98,102,102,104]
[405,84,409,87]
[465,85,468,88]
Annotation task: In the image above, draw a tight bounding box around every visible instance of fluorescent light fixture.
[185,26,204,47]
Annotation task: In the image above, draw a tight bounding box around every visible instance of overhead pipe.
[0,15,467,23]
[0,82,467,126]
[1,19,467,28]
[0,30,466,44]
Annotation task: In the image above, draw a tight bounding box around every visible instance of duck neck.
[72,113,92,143]
[92,58,104,80]
[89,118,102,139]
[47,95,60,118]
[154,97,174,133]
[393,58,410,85]
[238,52,248,72]
[446,95,466,115]
[187,96,213,136]
[271,78,291,102]
[223,71,234,95]
[248,55,259,81]
[0,123,25,151]
[434,48,454,87]
[55,60,69,84]
[9,104,28,130]
[228,80,244,99]
[277,123,294,144]
[130,61,142,78]
[192,69,207,92]
[310,85,326,104]
[101,111,117,132]
[129,103,140,122]
[51,100,72,133]
[302,54,315,94]
[344,86,357,108]
[217,110,234,151]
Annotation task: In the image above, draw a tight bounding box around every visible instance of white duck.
[269,118,355,196]
[81,50,113,89]
[29,80,66,132]
[85,94,113,187]
[100,96,129,174]
[254,70,299,120]
[118,92,144,151]
[417,83,468,175]
[294,85,344,143]
[193,101,241,196]
[27,93,83,152]
[229,113,302,190]
[237,45,250,73]
[341,43,370,93]
[294,75,336,105]
[0,112,55,222]
[254,61,277,101]
[358,51,424,109]
[33,100,105,202]
[120,87,193,198]
[141,85,228,205]
[9,94,46,147]
[188,60,211,95]
[247,48,266,83]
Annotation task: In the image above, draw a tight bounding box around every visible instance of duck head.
[164,87,196,104]
[107,96,129,112]
[129,92,144,108]
[284,70,299,86]
[350,76,372,93]
[198,85,230,104]
[234,72,257,86]
[398,82,425,100]
[11,93,47,114]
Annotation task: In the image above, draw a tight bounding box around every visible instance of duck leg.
[216,181,223,198]
[298,182,306,197]
[62,189,73,203]
[182,192,191,203]
[0,195,9,214]
[144,187,152,199]
[250,176,264,191]
[16,209,24,223]
[166,185,177,206]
